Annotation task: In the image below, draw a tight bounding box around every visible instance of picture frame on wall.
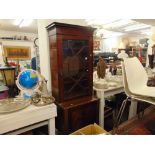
[4,46,31,60]
[93,40,101,51]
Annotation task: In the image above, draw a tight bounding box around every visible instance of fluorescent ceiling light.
[14,19,23,25]
[140,29,151,35]
[86,19,152,35]
[103,19,134,29]
[14,19,33,28]
[86,19,119,26]
[124,24,150,31]
[19,19,33,27]
[86,19,135,29]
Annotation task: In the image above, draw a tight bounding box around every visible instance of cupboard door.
[68,100,99,132]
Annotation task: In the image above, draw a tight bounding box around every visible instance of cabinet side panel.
[56,35,64,102]
[49,35,59,101]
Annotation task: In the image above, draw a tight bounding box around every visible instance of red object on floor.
[128,125,152,135]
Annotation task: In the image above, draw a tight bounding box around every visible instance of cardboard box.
[70,123,109,135]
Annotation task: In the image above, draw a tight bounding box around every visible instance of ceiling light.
[124,24,150,31]
[103,19,134,29]
[86,19,119,26]
[14,19,23,25]
[141,29,151,35]
[14,19,33,28]
[19,19,33,27]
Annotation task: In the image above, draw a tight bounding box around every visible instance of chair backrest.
[122,59,155,105]
[117,50,128,59]
[123,57,148,95]
[121,61,134,98]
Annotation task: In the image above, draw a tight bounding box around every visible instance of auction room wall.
[102,35,147,53]
[0,30,37,58]
[0,30,38,69]
[102,36,122,52]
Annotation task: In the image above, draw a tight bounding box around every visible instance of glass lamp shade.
[0,66,16,86]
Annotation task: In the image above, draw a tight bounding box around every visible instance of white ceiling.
[0,19,155,36]
[0,19,87,34]
[86,19,155,38]
[0,19,38,33]
[133,19,155,26]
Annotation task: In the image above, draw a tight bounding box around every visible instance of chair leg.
[137,103,145,119]
[113,97,129,134]
[138,110,144,119]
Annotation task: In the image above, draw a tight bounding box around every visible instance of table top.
[0,103,56,118]
[93,84,124,92]
[0,103,57,134]
[93,75,124,92]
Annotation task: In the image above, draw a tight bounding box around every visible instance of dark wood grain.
[47,22,99,134]
[56,97,99,134]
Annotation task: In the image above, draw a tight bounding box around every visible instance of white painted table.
[0,104,57,135]
[94,85,137,128]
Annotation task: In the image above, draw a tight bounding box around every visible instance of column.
[37,19,51,91]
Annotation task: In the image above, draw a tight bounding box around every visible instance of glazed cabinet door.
[58,35,93,102]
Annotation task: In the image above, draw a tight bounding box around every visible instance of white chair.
[117,50,128,59]
[123,57,155,104]
[113,57,155,134]
[124,57,155,98]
